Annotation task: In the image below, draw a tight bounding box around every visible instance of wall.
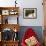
[0,0,44,44]
[18,0,44,26]
[0,0,44,26]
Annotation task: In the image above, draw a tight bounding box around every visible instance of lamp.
[14,28,17,32]
[15,0,17,7]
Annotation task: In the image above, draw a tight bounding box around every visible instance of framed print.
[2,10,9,15]
[23,8,37,19]
[9,10,18,15]
[9,9,15,15]
[10,11,15,15]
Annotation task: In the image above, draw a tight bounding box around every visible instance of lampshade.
[13,28,17,32]
[15,0,17,7]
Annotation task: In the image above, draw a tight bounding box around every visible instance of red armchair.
[21,28,41,46]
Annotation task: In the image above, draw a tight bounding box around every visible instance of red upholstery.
[21,28,41,46]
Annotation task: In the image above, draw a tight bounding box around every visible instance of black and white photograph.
[23,8,37,19]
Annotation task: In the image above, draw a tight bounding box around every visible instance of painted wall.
[0,0,44,45]
[0,0,44,26]
[18,0,44,26]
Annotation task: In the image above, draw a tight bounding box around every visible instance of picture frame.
[9,10,18,15]
[2,10,9,15]
[23,8,37,19]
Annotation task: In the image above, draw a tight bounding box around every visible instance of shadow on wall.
[18,26,43,44]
